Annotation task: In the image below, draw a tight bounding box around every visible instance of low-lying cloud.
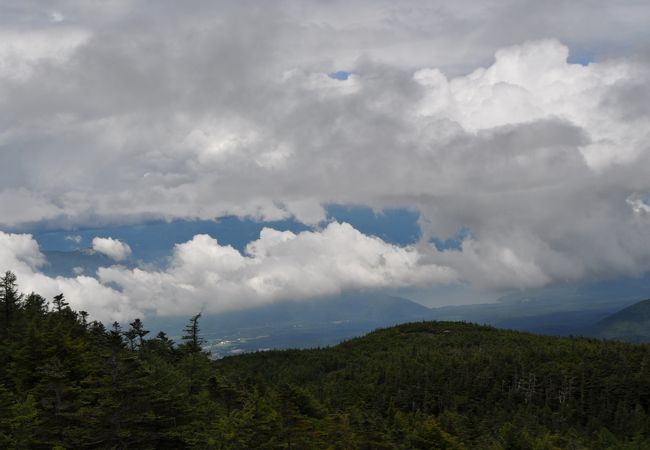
[0,225,454,321]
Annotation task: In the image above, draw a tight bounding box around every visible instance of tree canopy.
[0,271,649,449]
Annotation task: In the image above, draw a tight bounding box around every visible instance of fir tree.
[51,294,68,313]
[128,318,149,349]
[181,313,205,354]
[0,271,23,338]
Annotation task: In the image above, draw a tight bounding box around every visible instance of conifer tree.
[0,271,22,337]
[23,293,48,319]
[181,313,205,354]
[51,294,68,313]
[148,331,176,361]
[128,318,149,349]
[78,311,89,329]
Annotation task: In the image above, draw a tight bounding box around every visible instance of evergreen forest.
[1,271,650,449]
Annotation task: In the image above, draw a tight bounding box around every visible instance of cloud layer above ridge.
[1,1,650,318]
[0,225,455,321]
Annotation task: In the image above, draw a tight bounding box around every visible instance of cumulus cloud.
[0,231,134,321]
[98,222,455,316]
[0,231,45,273]
[92,237,131,261]
[0,1,649,297]
[0,226,454,320]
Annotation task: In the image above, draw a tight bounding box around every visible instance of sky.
[1,1,650,321]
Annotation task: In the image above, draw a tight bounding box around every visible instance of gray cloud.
[1,1,650,307]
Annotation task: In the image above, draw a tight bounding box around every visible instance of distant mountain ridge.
[591,299,650,342]
[146,291,650,355]
[37,249,650,347]
[147,293,432,355]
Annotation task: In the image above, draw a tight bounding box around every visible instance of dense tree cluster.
[1,271,650,449]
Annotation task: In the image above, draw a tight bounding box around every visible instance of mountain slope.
[429,288,641,336]
[3,278,650,449]
[147,293,432,354]
[216,321,650,449]
[146,290,645,356]
[592,298,650,342]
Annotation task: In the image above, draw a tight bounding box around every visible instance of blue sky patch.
[34,217,310,265]
[567,49,594,66]
[328,70,350,80]
[33,205,424,267]
[429,228,470,251]
[325,204,421,245]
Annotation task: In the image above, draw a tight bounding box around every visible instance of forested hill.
[1,271,650,449]
[217,322,650,449]
[592,299,650,342]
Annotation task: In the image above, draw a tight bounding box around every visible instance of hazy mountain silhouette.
[590,299,650,342]
[147,293,432,354]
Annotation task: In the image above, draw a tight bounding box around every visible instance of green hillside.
[217,321,650,449]
[1,271,650,449]
[593,299,650,343]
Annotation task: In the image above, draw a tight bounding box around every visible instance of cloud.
[92,237,132,261]
[0,231,45,272]
[0,231,134,322]
[0,2,649,294]
[97,222,456,316]
[414,38,648,169]
[0,26,88,81]
[0,226,454,321]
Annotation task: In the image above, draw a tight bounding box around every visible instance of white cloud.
[92,237,131,261]
[0,231,133,322]
[414,38,647,169]
[98,222,456,316]
[0,231,45,272]
[0,226,455,321]
[627,194,650,217]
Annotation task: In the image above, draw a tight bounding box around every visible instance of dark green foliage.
[180,313,205,355]
[0,270,23,339]
[0,271,650,449]
[51,293,68,313]
[215,322,650,449]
